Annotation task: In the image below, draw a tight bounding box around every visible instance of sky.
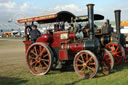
[0,0,128,29]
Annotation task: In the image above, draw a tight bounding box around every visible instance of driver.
[30,25,41,43]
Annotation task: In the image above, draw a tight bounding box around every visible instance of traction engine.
[94,10,125,65]
[18,4,114,79]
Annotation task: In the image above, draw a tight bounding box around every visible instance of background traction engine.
[19,4,114,79]
[95,10,125,65]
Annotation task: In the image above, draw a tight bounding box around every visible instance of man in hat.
[30,25,41,43]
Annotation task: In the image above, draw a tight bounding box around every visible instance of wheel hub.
[36,56,40,62]
[83,63,87,66]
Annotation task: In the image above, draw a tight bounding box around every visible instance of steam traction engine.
[18,4,114,79]
[76,9,125,65]
[95,10,125,65]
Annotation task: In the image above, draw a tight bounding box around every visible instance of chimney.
[87,4,95,40]
[114,10,121,41]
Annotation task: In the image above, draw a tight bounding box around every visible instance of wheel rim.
[26,43,51,75]
[100,49,114,74]
[106,43,123,65]
[74,50,98,79]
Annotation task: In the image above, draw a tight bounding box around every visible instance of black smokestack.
[87,4,95,40]
[114,10,121,41]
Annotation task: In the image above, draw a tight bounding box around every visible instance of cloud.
[54,4,82,12]
[0,0,10,3]
[0,1,16,8]
[20,3,29,11]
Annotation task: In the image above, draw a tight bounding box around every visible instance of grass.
[0,39,128,85]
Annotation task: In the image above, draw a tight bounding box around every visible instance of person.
[30,25,41,43]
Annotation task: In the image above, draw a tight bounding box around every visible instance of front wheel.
[74,50,99,79]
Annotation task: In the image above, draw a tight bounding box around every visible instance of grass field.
[0,39,128,85]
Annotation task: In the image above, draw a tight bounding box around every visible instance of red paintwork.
[36,34,53,44]
[69,32,75,40]
[59,43,83,60]
[23,24,85,61]
[51,31,69,47]
[23,28,85,60]
[62,43,83,52]
[59,49,68,60]
[23,41,32,53]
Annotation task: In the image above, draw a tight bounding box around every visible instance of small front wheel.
[74,50,98,79]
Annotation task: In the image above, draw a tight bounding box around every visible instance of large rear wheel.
[26,43,53,75]
[74,50,98,79]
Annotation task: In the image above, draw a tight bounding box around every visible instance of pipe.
[87,4,95,40]
[114,10,121,41]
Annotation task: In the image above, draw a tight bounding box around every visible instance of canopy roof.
[17,11,76,24]
[76,14,104,22]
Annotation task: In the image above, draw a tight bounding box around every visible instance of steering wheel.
[25,26,32,41]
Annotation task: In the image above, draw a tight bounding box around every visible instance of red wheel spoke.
[31,61,36,65]
[112,44,115,50]
[29,56,35,60]
[30,50,37,56]
[32,62,38,68]
[41,59,49,62]
[43,54,49,58]
[39,47,46,56]
[39,46,42,53]
[117,51,121,54]
[78,59,84,63]
[34,46,38,55]
[43,61,48,67]
[86,53,89,61]
[86,57,92,64]
[39,63,45,71]
[103,62,109,70]
[80,54,84,62]
[116,54,120,57]
[88,62,95,65]
[87,66,94,72]
[80,66,86,73]
[115,47,119,52]
[76,64,83,67]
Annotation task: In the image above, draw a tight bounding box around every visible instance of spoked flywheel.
[98,49,114,75]
[105,42,125,65]
[74,50,98,79]
[26,43,53,75]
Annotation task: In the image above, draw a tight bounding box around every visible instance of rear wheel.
[74,50,98,79]
[105,42,124,65]
[26,43,53,75]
